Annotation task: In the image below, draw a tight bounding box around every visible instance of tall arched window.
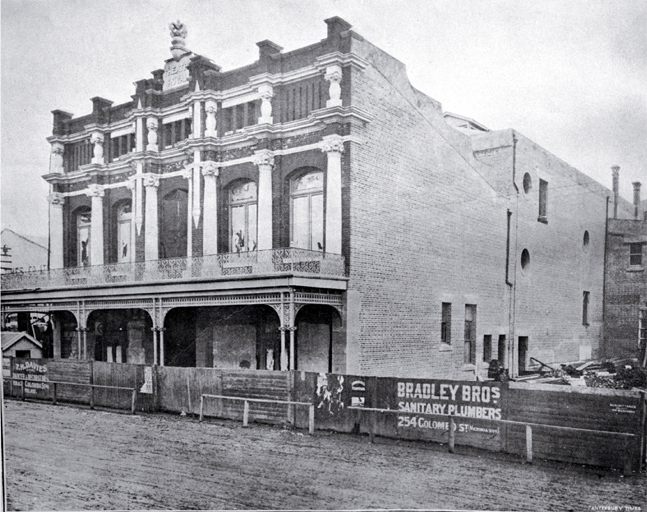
[160,189,188,259]
[229,181,257,253]
[116,202,132,263]
[76,209,91,267]
[290,171,323,251]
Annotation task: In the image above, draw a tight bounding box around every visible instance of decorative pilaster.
[146,118,159,152]
[321,135,344,254]
[143,174,160,261]
[134,162,144,235]
[87,184,104,266]
[258,84,274,124]
[192,151,201,228]
[47,192,65,269]
[91,133,104,165]
[202,161,219,256]
[136,117,144,152]
[50,143,64,174]
[325,65,343,107]
[205,100,217,137]
[127,176,137,262]
[192,101,202,139]
[254,149,275,250]
[181,167,194,257]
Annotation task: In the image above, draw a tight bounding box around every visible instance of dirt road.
[2,400,645,511]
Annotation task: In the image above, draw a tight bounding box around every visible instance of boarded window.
[538,179,548,221]
[441,303,451,344]
[483,335,492,362]
[464,305,476,365]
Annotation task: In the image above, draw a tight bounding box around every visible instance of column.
[52,313,62,359]
[91,133,104,165]
[134,162,144,235]
[258,84,274,124]
[202,161,219,256]
[321,135,344,254]
[205,100,217,137]
[143,174,160,261]
[325,65,343,108]
[254,150,274,251]
[48,192,65,269]
[88,184,104,266]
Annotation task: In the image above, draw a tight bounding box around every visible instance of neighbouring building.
[2,331,43,359]
[604,174,647,363]
[1,229,48,274]
[0,18,636,378]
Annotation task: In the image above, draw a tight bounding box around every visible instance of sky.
[2,0,645,240]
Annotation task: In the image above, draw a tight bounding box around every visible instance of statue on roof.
[169,20,189,61]
[169,20,187,38]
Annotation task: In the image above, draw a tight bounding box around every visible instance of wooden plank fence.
[4,358,645,472]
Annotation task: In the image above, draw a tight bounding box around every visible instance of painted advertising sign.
[394,380,503,438]
[12,358,50,399]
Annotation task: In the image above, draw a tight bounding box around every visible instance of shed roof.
[1,331,43,351]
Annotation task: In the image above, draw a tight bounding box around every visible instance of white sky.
[2,0,645,239]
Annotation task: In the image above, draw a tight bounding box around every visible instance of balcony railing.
[1,249,346,291]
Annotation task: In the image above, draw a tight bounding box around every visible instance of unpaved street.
[2,400,645,511]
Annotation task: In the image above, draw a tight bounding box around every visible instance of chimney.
[612,165,620,219]
[632,182,642,220]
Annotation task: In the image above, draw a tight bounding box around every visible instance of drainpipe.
[602,196,609,358]
[507,132,519,376]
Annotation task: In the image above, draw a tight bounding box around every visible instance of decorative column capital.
[324,64,343,84]
[205,100,217,115]
[181,167,193,180]
[87,184,105,197]
[47,192,65,206]
[51,142,64,155]
[201,161,220,177]
[146,117,159,131]
[320,135,345,154]
[254,149,275,168]
[142,174,160,188]
[258,83,274,100]
[127,176,137,191]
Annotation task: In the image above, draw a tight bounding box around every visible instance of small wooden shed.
[1,331,42,359]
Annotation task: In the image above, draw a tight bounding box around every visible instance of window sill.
[461,364,476,371]
[438,344,453,352]
[626,266,645,273]
[537,216,548,224]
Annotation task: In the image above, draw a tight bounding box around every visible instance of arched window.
[290,171,323,251]
[228,181,257,253]
[116,202,132,263]
[160,189,188,259]
[76,209,91,267]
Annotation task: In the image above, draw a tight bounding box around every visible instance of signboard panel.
[12,358,50,399]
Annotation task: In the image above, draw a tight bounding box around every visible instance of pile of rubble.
[513,357,647,389]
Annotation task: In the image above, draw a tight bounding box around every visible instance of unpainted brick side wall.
[510,135,608,365]
[347,39,508,379]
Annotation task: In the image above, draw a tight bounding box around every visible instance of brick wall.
[347,38,508,378]
[604,218,647,358]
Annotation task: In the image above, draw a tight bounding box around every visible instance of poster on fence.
[12,358,50,399]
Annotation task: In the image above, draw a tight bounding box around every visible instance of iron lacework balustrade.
[1,249,346,290]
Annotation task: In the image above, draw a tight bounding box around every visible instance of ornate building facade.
[2,18,634,377]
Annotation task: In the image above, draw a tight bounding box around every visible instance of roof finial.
[169,20,188,61]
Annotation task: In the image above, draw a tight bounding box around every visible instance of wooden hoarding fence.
[199,393,315,435]
[4,377,137,414]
